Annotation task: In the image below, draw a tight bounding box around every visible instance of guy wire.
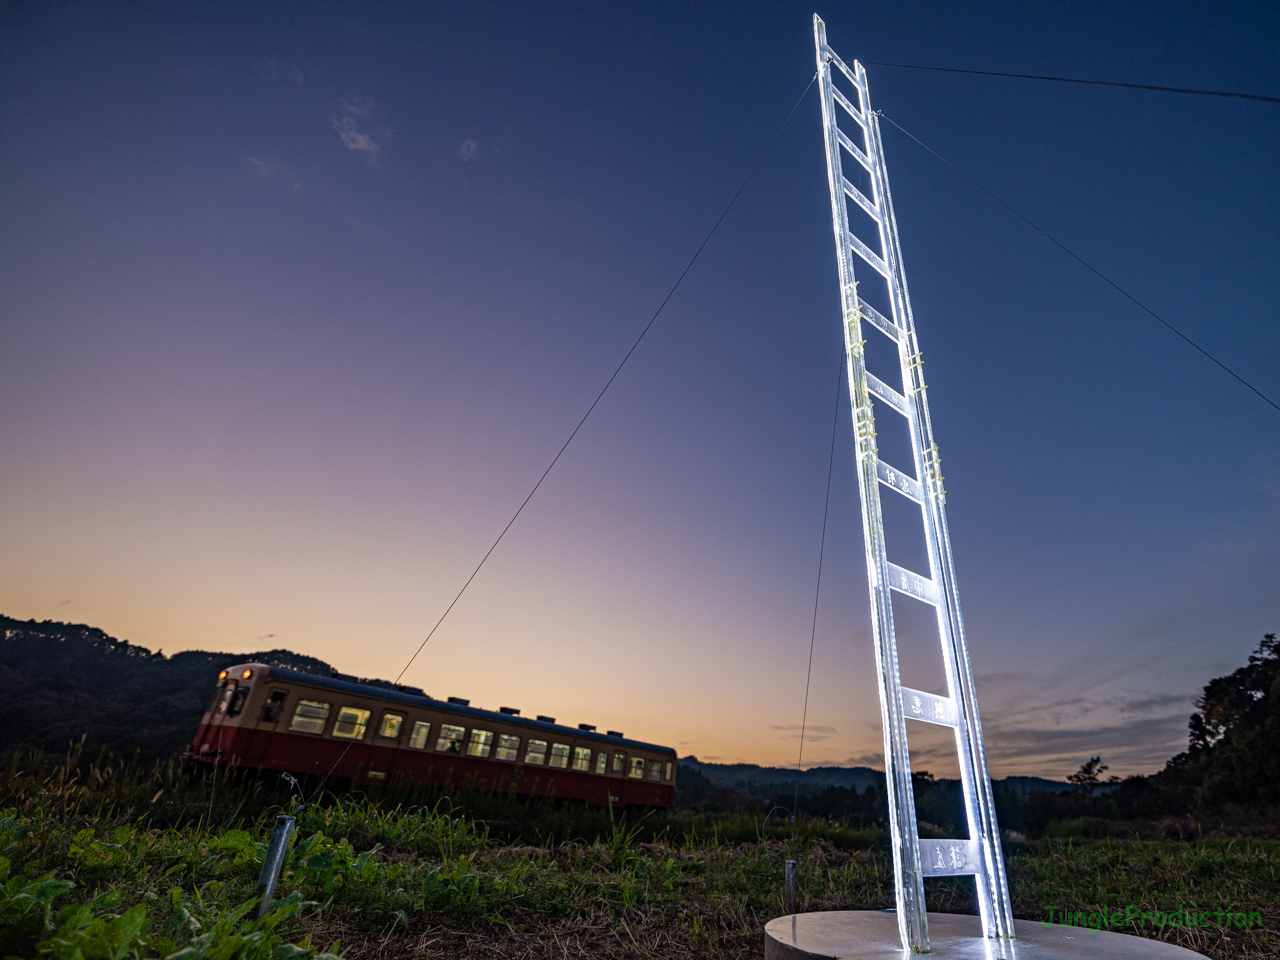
[868,61,1280,106]
[392,71,819,687]
[793,351,845,838]
[309,72,821,800]
[879,112,1279,415]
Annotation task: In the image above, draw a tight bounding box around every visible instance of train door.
[243,688,289,767]
[200,679,246,755]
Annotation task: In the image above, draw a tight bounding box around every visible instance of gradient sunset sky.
[2,1,1277,779]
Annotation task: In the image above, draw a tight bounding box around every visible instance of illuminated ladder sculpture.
[813,15,1014,952]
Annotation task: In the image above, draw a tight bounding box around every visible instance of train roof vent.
[499,706,520,715]
[607,730,624,738]
[447,697,470,706]
[331,671,358,682]
[397,684,426,695]
[578,724,596,732]
[536,715,556,723]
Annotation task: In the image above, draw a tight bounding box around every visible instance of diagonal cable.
[879,112,1279,415]
[793,352,845,828]
[389,77,819,691]
[869,61,1280,105]
[310,77,819,798]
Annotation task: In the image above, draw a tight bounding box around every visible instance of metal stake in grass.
[257,814,295,916]
[785,859,797,915]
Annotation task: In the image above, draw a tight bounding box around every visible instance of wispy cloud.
[246,157,301,190]
[247,157,285,176]
[982,713,1188,775]
[771,724,837,742]
[458,138,479,161]
[331,97,381,162]
[1120,692,1192,715]
[976,671,1032,684]
[260,57,304,83]
[843,753,884,767]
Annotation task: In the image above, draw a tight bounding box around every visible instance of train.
[186,662,677,807]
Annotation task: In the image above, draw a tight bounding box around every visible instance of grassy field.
[1,750,1276,959]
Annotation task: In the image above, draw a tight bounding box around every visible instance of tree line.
[677,634,1279,835]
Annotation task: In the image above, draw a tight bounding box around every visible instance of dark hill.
[679,757,1071,798]
[678,758,884,794]
[0,615,334,760]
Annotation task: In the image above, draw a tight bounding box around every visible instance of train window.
[409,721,431,749]
[466,729,493,758]
[495,734,521,761]
[524,740,547,765]
[332,707,371,740]
[227,687,250,718]
[594,751,608,775]
[379,714,404,739]
[647,760,662,782]
[613,752,624,773]
[628,757,645,779]
[289,700,331,735]
[664,761,673,781]
[549,743,570,770]
[571,747,592,772]
[214,685,235,715]
[436,724,465,754]
[261,690,288,723]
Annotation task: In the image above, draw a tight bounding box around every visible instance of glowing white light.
[813,14,1015,951]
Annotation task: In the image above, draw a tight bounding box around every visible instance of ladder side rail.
[865,93,1004,937]
[813,15,928,954]
[936,493,1015,937]
[865,104,1015,939]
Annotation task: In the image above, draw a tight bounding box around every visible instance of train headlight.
[242,669,253,679]
[218,670,227,680]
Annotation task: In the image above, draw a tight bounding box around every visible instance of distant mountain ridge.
[1,614,1075,791]
[0,615,336,759]
[680,756,1072,796]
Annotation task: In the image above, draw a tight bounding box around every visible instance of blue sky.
[1,1,1276,777]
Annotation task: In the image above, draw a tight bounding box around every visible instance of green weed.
[0,750,1275,959]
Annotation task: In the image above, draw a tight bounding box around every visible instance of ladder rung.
[847,231,890,279]
[858,299,902,341]
[876,461,922,503]
[842,177,880,222]
[834,90,868,132]
[837,127,874,173]
[866,372,909,416]
[886,562,938,605]
[829,52,865,96]
[832,85,864,125]
[919,839,980,877]
[901,686,957,727]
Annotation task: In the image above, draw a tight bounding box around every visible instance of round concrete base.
[764,911,1207,959]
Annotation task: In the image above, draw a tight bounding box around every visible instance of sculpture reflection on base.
[764,911,1208,960]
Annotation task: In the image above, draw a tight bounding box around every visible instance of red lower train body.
[187,663,676,808]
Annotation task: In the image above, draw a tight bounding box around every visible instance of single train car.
[186,663,676,807]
